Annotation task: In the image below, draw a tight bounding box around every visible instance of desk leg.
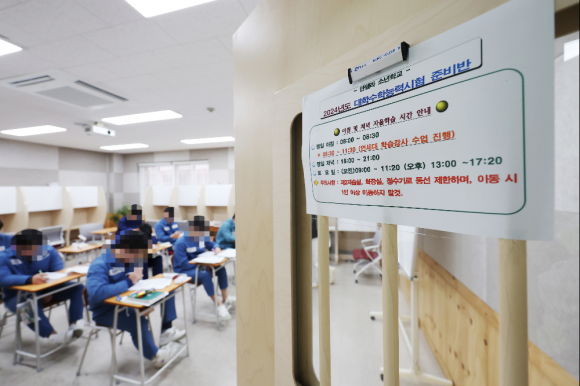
[32,293,42,372]
[193,269,199,324]
[181,286,190,357]
[136,309,146,386]
[13,291,22,365]
[111,306,119,386]
[213,267,219,328]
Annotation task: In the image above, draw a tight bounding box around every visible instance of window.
[139,161,209,204]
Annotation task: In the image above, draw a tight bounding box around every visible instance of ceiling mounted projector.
[78,122,116,137]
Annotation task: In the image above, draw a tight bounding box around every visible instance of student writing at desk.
[173,216,236,320]
[0,219,12,253]
[0,230,84,344]
[138,223,164,279]
[216,214,235,250]
[154,207,182,246]
[86,230,186,368]
[116,204,145,235]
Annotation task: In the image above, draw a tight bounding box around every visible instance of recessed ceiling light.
[0,125,66,137]
[101,143,149,151]
[564,39,579,62]
[0,38,22,57]
[124,0,216,18]
[102,110,182,126]
[181,136,235,145]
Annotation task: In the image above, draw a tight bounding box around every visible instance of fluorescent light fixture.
[564,39,579,62]
[124,0,215,18]
[101,143,149,151]
[181,136,235,145]
[0,38,22,57]
[102,110,183,126]
[0,125,66,137]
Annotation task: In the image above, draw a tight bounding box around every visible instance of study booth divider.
[0,186,107,246]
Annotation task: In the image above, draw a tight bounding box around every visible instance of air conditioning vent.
[1,70,128,110]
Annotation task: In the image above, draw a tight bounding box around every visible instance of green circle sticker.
[436,100,449,113]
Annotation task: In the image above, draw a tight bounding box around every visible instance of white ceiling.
[0,0,261,153]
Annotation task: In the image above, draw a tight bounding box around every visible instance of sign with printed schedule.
[302,0,555,240]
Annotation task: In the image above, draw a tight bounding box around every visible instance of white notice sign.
[302,0,554,240]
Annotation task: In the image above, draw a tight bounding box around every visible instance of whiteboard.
[398,225,419,280]
[152,186,174,206]
[0,187,17,215]
[22,187,63,212]
[205,185,232,206]
[178,185,203,206]
[302,0,554,241]
[67,186,98,208]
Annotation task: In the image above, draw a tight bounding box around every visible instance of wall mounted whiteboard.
[67,186,99,209]
[21,187,63,212]
[0,187,17,215]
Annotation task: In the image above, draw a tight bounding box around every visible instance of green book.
[128,291,165,305]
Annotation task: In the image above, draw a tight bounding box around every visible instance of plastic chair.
[38,225,65,247]
[353,229,382,283]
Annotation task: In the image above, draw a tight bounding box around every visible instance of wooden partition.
[0,187,28,233]
[399,248,578,386]
[234,1,572,385]
[201,184,234,223]
[66,186,107,245]
[143,186,179,222]
[177,185,205,221]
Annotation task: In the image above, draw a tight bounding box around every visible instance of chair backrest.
[372,229,381,246]
[39,225,65,247]
[79,223,104,239]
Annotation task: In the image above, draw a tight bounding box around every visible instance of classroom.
[0,1,578,386]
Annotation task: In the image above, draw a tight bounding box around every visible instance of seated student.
[154,207,182,246]
[116,204,144,235]
[0,229,84,344]
[86,230,186,368]
[0,219,12,253]
[173,216,235,320]
[138,223,164,279]
[216,214,236,250]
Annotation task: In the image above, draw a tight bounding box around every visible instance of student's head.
[138,223,153,238]
[232,213,235,223]
[163,207,175,223]
[187,216,210,242]
[127,204,143,222]
[12,229,47,261]
[0,219,3,231]
[111,230,150,265]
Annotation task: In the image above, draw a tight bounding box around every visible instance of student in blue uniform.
[138,223,164,279]
[116,204,144,235]
[0,229,84,344]
[0,219,12,253]
[173,216,235,320]
[216,214,235,250]
[86,230,186,368]
[154,207,182,246]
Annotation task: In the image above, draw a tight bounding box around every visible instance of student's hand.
[128,268,143,284]
[214,247,222,255]
[170,231,181,239]
[32,274,48,285]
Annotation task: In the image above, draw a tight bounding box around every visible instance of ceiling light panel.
[101,143,149,151]
[124,0,216,18]
[181,136,235,145]
[0,39,22,57]
[0,125,66,137]
[102,110,183,125]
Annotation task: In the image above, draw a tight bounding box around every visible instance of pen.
[116,295,122,301]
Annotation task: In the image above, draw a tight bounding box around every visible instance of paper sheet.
[45,272,67,282]
[129,278,173,291]
[218,249,236,258]
[192,255,227,265]
[65,265,90,275]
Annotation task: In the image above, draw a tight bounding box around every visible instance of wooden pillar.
[318,215,331,386]
[498,239,528,386]
[382,224,399,386]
